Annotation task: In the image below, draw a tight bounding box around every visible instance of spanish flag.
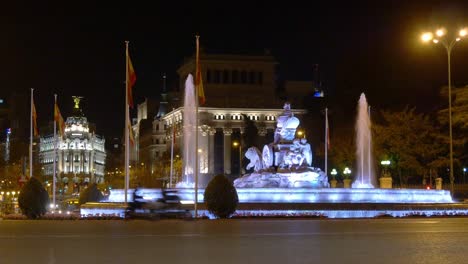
[127,112,135,146]
[127,48,137,108]
[32,99,39,137]
[54,103,65,137]
[195,36,205,106]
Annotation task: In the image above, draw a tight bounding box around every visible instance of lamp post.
[463,167,467,184]
[343,167,351,178]
[232,141,242,175]
[380,160,391,176]
[421,27,467,194]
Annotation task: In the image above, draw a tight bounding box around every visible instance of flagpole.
[324,107,328,176]
[30,88,34,178]
[124,41,130,205]
[53,94,57,210]
[170,112,175,188]
[194,35,200,219]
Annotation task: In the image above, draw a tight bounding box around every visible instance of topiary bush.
[18,177,50,219]
[204,174,239,218]
[79,183,104,205]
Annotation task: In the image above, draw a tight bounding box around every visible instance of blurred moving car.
[61,198,80,213]
[126,189,191,219]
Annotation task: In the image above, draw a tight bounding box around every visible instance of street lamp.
[343,167,351,178]
[463,167,467,184]
[297,129,305,139]
[380,160,391,176]
[232,141,242,175]
[421,27,467,194]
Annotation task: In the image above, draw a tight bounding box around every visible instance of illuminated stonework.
[39,114,106,183]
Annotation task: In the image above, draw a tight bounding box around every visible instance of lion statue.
[245,147,263,172]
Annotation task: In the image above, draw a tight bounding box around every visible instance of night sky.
[2,1,468,141]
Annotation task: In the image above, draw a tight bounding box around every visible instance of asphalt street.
[0,218,467,264]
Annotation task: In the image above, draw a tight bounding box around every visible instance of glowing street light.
[463,167,467,184]
[380,160,391,176]
[297,129,305,138]
[232,141,242,175]
[380,160,391,166]
[421,27,467,194]
[343,167,352,178]
[330,168,338,180]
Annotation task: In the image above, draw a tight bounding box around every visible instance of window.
[249,71,256,84]
[206,69,211,83]
[232,70,239,83]
[258,72,263,84]
[214,114,225,120]
[223,70,229,84]
[241,71,247,84]
[214,70,221,83]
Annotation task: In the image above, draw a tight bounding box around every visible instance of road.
[0,218,467,264]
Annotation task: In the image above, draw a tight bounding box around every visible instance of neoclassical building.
[162,106,306,184]
[39,98,106,183]
[134,52,314,185]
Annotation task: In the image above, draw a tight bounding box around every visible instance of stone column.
[199,125,210,174]
[258,125,267,146]
[209,128,216,174]
[223,128,232,175]
[58,149,63,174]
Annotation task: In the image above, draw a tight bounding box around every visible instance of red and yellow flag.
[127,49,137,108]
[195,36,205,106]
[127,112,135,146]
[54,103,65,137]
[32,99,39,137]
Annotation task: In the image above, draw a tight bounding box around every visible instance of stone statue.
[274,102,300,143]
[245,147,263,172]
[300,138,312,166]
[72,96,83,109]
[282,139,305,169]
[234,103,329,189]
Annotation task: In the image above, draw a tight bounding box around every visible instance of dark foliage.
[18,177,49,219]
[204,174,239,218]
[79,183,104,205]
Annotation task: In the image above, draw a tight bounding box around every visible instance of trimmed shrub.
[18,177,50,219]
[204,174,239,218]
[79,183,104,205]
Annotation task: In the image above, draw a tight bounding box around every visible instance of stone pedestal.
[435,177,443,190]
[330,179,337,188]
[379,177,392,189]
[343,179,352,188]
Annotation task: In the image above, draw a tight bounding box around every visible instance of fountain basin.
[106,188,453,204]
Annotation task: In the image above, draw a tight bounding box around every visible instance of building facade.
[135,52,314,185]
[39,99,106,184]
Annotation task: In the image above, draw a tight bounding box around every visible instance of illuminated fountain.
[352,93,375,188]
[176,74,196,188]
[100,93,459,219]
